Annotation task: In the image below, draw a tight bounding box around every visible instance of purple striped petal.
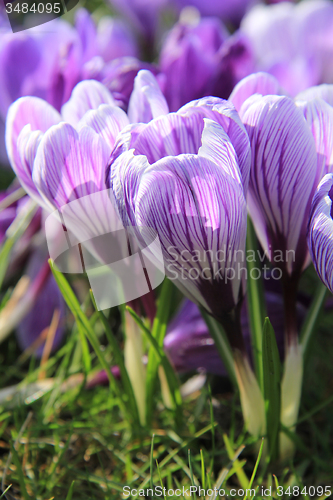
[133,154,247,318]
[229,72,281,112]
[198,119,243,189]
[128,70,169,124]
[242,95,318,275]
[179,97,251,193]
[33,123,111,210]
[308,174,333,294]
[61,80,116,126]
[6,96,61,200]
[77,104,129,149]
[75,9,98,63]
[297,98,333,185]
[296,84,333,107]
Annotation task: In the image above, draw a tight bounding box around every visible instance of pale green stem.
[279,341,303,460]
[124,310,146,426]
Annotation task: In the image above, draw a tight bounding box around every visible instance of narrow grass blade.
[200,449,206,490]
[65,481,75,500]
[300,282,327,362]
[244,438,264,500]
[126,306,183,425]
[149,434,155,491]
[201,309,237,388]
[223,434,248,489]
[89,291,140,425]
[246,217,267,393]
[262,318,281,461]
[188,450,197,500]
[145,278,174,422]
[156,460,167,500]
[10,444,31,500]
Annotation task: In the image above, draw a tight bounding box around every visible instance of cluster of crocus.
[3,0,333,465]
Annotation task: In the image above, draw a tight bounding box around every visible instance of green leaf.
[200,309,237,388]
[262,318,281,461]
[65,481,75,500]
[0,200,37,290]
[145,278,175,423]
[126,305,183,426]
[246,217,267,393]
[49,261,129,421]
[244,438,264,500]
[300,281,327,363]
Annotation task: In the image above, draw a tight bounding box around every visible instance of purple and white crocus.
[233,72,333,458]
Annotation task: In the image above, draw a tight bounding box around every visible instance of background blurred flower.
[158,14,254,111]
[173,0,257,25]
[241,0,333,96]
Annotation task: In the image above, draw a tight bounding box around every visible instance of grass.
[0,271,332,499]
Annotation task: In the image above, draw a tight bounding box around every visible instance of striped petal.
[77,104,129,149]
[133,154,247,318]
[308,174,333,294]
[296,84,333,107]
[5,96,61,201]
[33,123,111,210]
[229,72,281,112]
[61,80,116,126]
[128,69,169,123]
[242,95,318,275]
[297,98,333,184]
[179,97,251,194]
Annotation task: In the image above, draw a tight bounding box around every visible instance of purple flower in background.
[108,97,250,325]
[241,0,333,96]
[0,9,141,165]
[308,174,333,295]
[107,0,169,42]
[164,289,297,375]
[159,15,254,111]
[16,250,65,356]
[173,0,256,25]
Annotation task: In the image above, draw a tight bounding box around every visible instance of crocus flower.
[241,0,333,96]
[308,174,333,294]
[108,97,251,325]
[158,15,254,111]
[235,73,333,458]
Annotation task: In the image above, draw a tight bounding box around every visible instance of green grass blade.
[150,434,155,491]
[10,444,31,500]
[201,309,237,388]
[126,306,183,425]
[300,282,327,362]
[188,449,197,500]
[244,438,264,500]
[262,318,281,461]
[246,217,267,393]
[145,278,174,422]
[65,480,75,500]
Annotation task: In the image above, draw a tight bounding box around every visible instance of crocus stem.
[282,275,299,346]
[280,274,303,460]
[280,340,303,460]
[220,308,266,439]
[124,310,146,426]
